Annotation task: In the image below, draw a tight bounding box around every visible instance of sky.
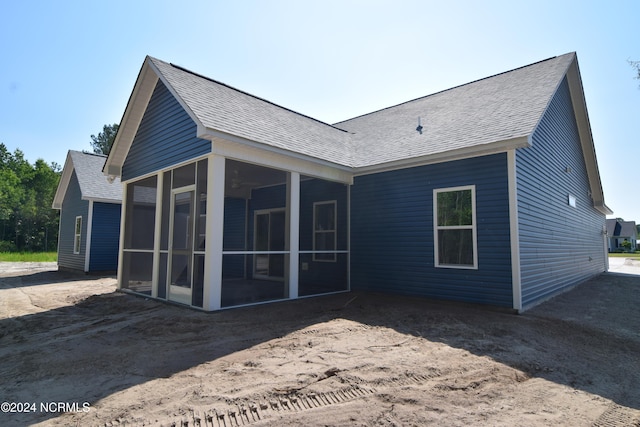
[1,0,639,221]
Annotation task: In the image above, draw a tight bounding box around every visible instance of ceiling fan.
[230,169,261,189]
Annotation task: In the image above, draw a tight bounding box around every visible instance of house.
[53,150,122,273]
[606,218,638,252]
[103,52,611,312]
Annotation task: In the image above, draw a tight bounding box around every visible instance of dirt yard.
[1,262,639,427]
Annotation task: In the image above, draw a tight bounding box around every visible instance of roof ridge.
[70,149,108,159]
[166,61,350,134]
[333,53,573,126]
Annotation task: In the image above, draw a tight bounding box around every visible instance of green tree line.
[0,143,61,252]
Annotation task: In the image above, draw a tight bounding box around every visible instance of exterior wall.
[350,153,513,308]
[516,77,606,309]
[57,171,88,271]
[88,202,121,272]
[122,80,211,181]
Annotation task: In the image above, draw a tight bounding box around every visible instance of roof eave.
[51,151,74,209]
[353,136,531,176]
[200,128,354,184]
[565,57,611,216]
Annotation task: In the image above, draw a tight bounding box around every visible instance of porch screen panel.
[122,176,157,294]
[298,177,349,296]
[123,176,157,250]
[221,160,289,308]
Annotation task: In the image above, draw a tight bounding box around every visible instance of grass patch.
[609,253,640,260]
[0,252,57,262]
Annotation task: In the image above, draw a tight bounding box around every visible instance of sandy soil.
[1,262,639,427]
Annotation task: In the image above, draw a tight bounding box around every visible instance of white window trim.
[433,185,478,270]
[313,200,337,262]
[74,216,82,255]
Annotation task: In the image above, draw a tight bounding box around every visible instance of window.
[313,201,337,261]
[434,186,477,269]
[74,216,82,254]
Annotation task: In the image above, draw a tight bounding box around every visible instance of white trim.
[82,197,122,204]
[119,153,211,185]
[288,172,300,299]
[433,185,477,269]
[354,138,530,177]
[73,216,82,255]
[208,135,353,184]
[507,150,522,312]
[52,151,74,209]
[151,172,164,298]
[84,201,94,272]
[116,183,127,289]
[203,154,225,311]
[167,185,197,305]
[312,200,337,262]
[104,59,159,178]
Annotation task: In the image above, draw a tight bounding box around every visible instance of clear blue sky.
[1,0,638,221]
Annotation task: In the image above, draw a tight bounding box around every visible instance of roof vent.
[416,117,423,135]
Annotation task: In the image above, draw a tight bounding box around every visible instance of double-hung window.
[434,186,477,269]
[74,216,82,254]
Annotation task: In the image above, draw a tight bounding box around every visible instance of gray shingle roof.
[70,151,122,202]
[148,57,353,166]
[147,53,574,169]
[336,53,575,167]
[53,151,122,209]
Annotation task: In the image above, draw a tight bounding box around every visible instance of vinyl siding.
[516,77,606,309]
[88,202,121,272]
[122,80,211,181]
[57,171,88,271]
[351,153,513,308]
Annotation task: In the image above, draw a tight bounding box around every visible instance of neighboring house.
[103,52,611,312]
[53,151,122,273]
[606,218,638,252]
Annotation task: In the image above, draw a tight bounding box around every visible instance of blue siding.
[122,80,211,181]
[57,171,88,271]
[88,202,121,272]
[516,77,606,308]
[351,154,513,308]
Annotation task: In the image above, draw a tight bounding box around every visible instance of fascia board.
[202,128,354,184]
[52,151,74,209]
[565,59,611,216]
[81,197,123,205]
[103,58,159,179]
[353,136,531,177]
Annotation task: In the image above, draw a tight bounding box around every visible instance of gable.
[121,80,211,181]
[516,77,607,308]
[53,150,121,209]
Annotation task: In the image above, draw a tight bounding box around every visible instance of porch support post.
[151,172,163,298]
[288,172,300,299]
[203,154,225,311]
[507,150,522,312]
[116,183,128,290]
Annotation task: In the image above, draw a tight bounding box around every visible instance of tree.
[0,143,61,252]
[90,123,119,155]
